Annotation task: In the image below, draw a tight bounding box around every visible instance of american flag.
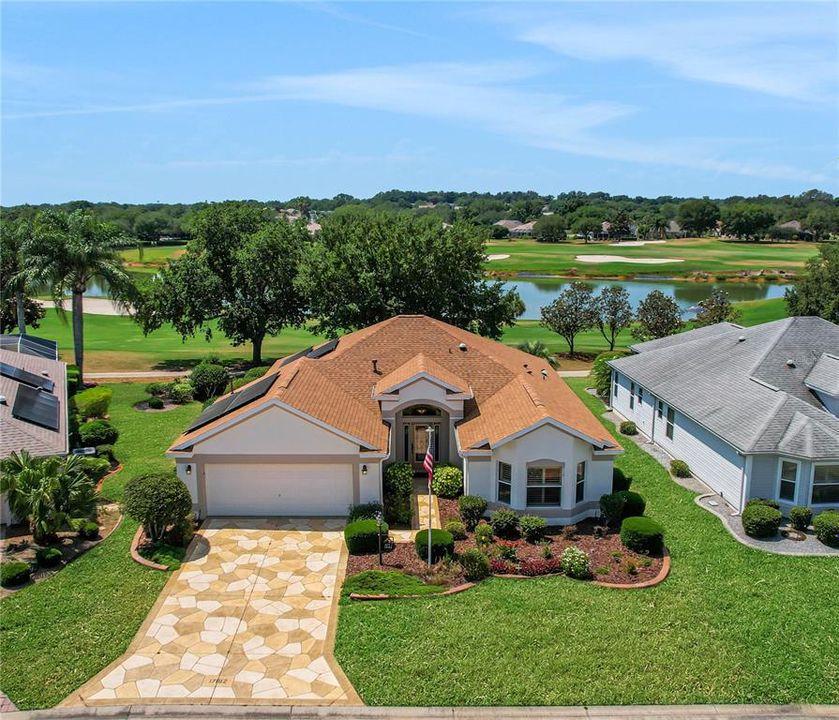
[423,428,434,489]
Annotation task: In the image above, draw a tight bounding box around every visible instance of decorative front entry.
[404,422,441,472]
[397,404,446,473]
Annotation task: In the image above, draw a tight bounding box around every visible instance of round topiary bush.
[168,383,194,404]
[123,472,193,544]
[73,386,112,419]
[599,492,626,526]
[444,519,467,540]
[96,444,117,463]
[620,420,637,436]
[0,561,31,588]
[189,362,228,401]
[670,460,691,478]
[457,495,487,530]
[813,510,839,547]
[519,514,547,543]
[615,490,646,519]
[36,547,63,567]
[414,528,454,562]
[789,506,812,531]
[489,508,519,538]
[347,502,384,522]
[344,519,389,555]
[431,465,463,498]
[560,546,591,579]
[459,547,490,581]
[612,467,632,493]
[147,396,165,410]
[742,503,782,538]
[474,522,493,547]
[746,497,781,510]
[78,419,119,447]
[620,516,665,554]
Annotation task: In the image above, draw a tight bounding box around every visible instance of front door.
[404,422,441,472]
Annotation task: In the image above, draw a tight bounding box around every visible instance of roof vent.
[786,359,796,368]
[541,369,548,379]
[0,395,6,405]
[738,336,746,342]
[41,370,50,377]
[372,359,380,374]
[458,342,467,352]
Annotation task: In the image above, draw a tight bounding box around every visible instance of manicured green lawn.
[334,379,839,706]
[485,236,822,277]
[0,384,202,710]
[342,570,445,598]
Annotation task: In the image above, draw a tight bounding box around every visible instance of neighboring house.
[779,220,803,232]
[168,315,620,521]
[509,221,536,237]
[0,345,69,525]
[665,220,688,238]
[609,317,839,514]
[494,219,523,231]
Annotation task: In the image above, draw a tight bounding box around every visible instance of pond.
[504,278,789,320]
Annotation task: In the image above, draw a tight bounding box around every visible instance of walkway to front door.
[66,518,360,706]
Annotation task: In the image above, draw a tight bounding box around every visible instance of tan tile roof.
[374,352,469,395]
[169,315,617,453]
[0,349,68,458]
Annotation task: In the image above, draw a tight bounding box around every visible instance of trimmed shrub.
[431,465,463,498]
[496,540,518,562]
[813,510,839,547]
[77,456,111,482]
[474,522,493,547]
[168,383,194,404]
[415,528,454,562]
[599,492,626,526]
[560,546,591,579]
[144,382,169,396]
[670,460,691,478]
[96,444,117,463]
[36,547,63,567]
[0,561,30,588]
[789,506,812,531]
[742,503,782,538]
[123,472,193,544]
[620,516,665,554]
[347,502,384,522]
[167,515,195,547]
[489,508,519,538]
[615,490,646,518]
[73,386,112,419]
[592,350,630,397]
[746,497,781,510]
[190,362,228,401]
[77,520,99,540]
[612,467,632,493]
[383,463,413,525]
[619,421,637,436]
[79,419,119,447]
[344,519,389,555]
[66,365,81,394]
[444,520,467,540]
[519,514,547,543]
[519,557,563,576]
[147,396,165,410]
[458,495,487,530]
[459,547,490,581]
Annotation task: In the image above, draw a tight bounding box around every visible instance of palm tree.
[1,218,43,334]
[18,209,134,379]
[517,340,560,369]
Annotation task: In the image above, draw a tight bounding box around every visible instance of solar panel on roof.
[184,373,279,433]
[308,338,339,359]
[0,362,55,393]
[280,347,312,366]
[12,385,60,431]
[184,393,237,433]
[0,334,59,360]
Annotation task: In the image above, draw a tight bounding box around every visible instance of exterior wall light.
[185,464,192,475]
[361,464,368,476]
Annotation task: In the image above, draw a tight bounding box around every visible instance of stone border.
[348,582,474,601]
[95,463,123,493]
[129,525,170,571]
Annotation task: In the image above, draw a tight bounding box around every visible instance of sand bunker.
[487,254,511,261]
[609,240,666,247]
[575,255,684,265]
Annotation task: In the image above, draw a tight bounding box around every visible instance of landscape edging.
[129,525,169,571]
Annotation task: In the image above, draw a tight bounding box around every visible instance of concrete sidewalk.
[6,704,839,720]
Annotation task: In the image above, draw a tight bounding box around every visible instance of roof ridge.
[746,316,795,377]
[519,376,545,408]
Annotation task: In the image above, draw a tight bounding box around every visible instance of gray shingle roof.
[630,322,743,354]
[609,317,839,459]
[805,353,839,397]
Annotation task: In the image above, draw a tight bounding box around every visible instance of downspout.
[737,455,752,515]
[649,395,657,446]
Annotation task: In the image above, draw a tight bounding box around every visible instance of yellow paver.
[67,518,360,707]
[390,489,442,542]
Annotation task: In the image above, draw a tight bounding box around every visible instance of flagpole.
[426,425,434,567]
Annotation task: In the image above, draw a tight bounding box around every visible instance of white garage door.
[204,463,353,516]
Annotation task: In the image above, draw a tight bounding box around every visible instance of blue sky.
[2,1,837,204]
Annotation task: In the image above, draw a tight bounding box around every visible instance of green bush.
[73,386,112,419]
[670,460,691,478]
[344,519,389,555]
[415,528,454,562]
[36,547,63,568]
[166,515,195,547]
[383,462,413,525]
[457,495,487,530]
[519,514,547,543]
[147,396,165,410]
[620,516,665,554]
[746,497,781,510]
[431,465,463,498]
[742,504,782,538]
[615,490,646,518]
[444,520,467,540]
[77,520,99,540]
[96,444,117,463]
[78,419,119,447]
[190,362,228,401]
[599,492,626,526]
[789,506,812,531]
[0,561,30,588]
[144,382,169,396]
[612,467,632,493]
[619,420,637,436]
[489,508,519,538]
[123,472,193,544]
[592,350,629,397]
[66,365,81,394]
[459,547,490,581]
[474,522,493,547]
[168,383,194,404]
[813,510,839,547]
[77,456,111,482]
[560,546,591,579]
[347,502,384,522]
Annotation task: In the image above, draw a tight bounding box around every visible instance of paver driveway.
[68,518,360,706]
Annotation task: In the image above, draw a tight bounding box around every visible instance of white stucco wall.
[359,461,382,504]
[464,457,492,498]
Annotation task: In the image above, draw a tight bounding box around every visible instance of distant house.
[510,221,536,237]
[494,219,523,231]
[665,220,688,238]
[306,222,322,234]
[609,318,839,513]
[0,344,69,525]
[779,220,803,232]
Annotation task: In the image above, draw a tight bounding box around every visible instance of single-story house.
[168,315,621,521]
[609,317,839,513]
[493,219,523,231]
[0,344,69,525]
[665,220,688,238]
[509,221,536,237]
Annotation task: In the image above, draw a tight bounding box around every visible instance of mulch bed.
[133,400,179,412]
